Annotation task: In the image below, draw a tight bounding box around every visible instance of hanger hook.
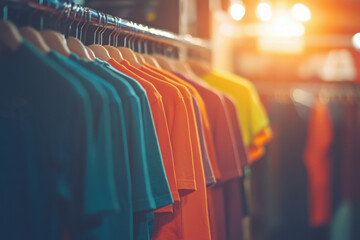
[115,17,122,47]
[1,3,8,20]
[54,2,67,32]
[79,8,88,43]
[97,12,103,44]
[112,17,119,46]
[66,5,78,38]
[100,13,108,45]
[108,16,116,45]
[63,2,73,37]
[93,11,101,44]
[75,6,84,39]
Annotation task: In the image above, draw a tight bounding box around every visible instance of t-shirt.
[121,60,196,193]
[140,66,211,240]
[99,59,173,210]
[72,58,158,240]
[73,58,155,211]
[175,73,246,240]
[222,95,249,168]
[118,60,196,240]
[145,69,216,186]
[148,67,221,182]
[49,52,133,240]
[304,98,333,227]
[107,58,179,209]
[173,74,223,182]
[0,41,94,240]
[176,73,242,182]
[192,96,216,186]
[201,71,272,161]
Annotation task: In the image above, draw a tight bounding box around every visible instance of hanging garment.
[304,98,333,227]
[1,28,269,240]
[107,58,179,210]
[201,70,272,161]
[0,40,118,240]
[265,100,309,240]
[139,65,212,240]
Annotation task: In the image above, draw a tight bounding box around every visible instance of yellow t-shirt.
[201,70,271,161]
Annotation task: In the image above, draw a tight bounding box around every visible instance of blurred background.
[81,0,360,83]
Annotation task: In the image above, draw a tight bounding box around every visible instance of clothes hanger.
[65,5,91,60]
[141,54,160,68]
[16,3,50,54]
[77,7,94,60]
[88,12,111,61]
[131,32,146,65]
[117,28,142,67]
[152,54,176,72]
[140,36,161,68]
[186,58,211,77]
[19,27,50,54]
[135,52,146,65]
[151,41,176,71]
[103,16,124,62]
[86,46,96,60]
[40,3,71,57]
[131,34,147,65]
[0,6,23,51]
[172,59,192,74]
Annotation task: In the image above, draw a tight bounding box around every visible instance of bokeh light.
[256,2,272,22]
[291,3,311,22]
[229,3,246,21]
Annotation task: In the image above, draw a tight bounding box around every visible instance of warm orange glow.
[271,16,305,37]
[258,36,304,53]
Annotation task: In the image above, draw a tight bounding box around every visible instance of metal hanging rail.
[3,0,212,50]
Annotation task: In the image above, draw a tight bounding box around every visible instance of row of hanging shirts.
[0,1,272,240]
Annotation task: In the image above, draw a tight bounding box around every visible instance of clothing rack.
[1,0,211,51]
[255,81,360,97]
[254,81,360,107]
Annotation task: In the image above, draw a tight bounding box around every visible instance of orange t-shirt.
[120,60,196,193]
[147,66,222,181]
[172,74,243,182]
[304,98,333,227]
[140,65,211,240]
[108,58,179,213]
[118,60,197,240]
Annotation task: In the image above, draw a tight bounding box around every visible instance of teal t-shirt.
[49,52,133,240]
[48,51,119,215]
[72,58,156,212]
[0,40,94,240]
